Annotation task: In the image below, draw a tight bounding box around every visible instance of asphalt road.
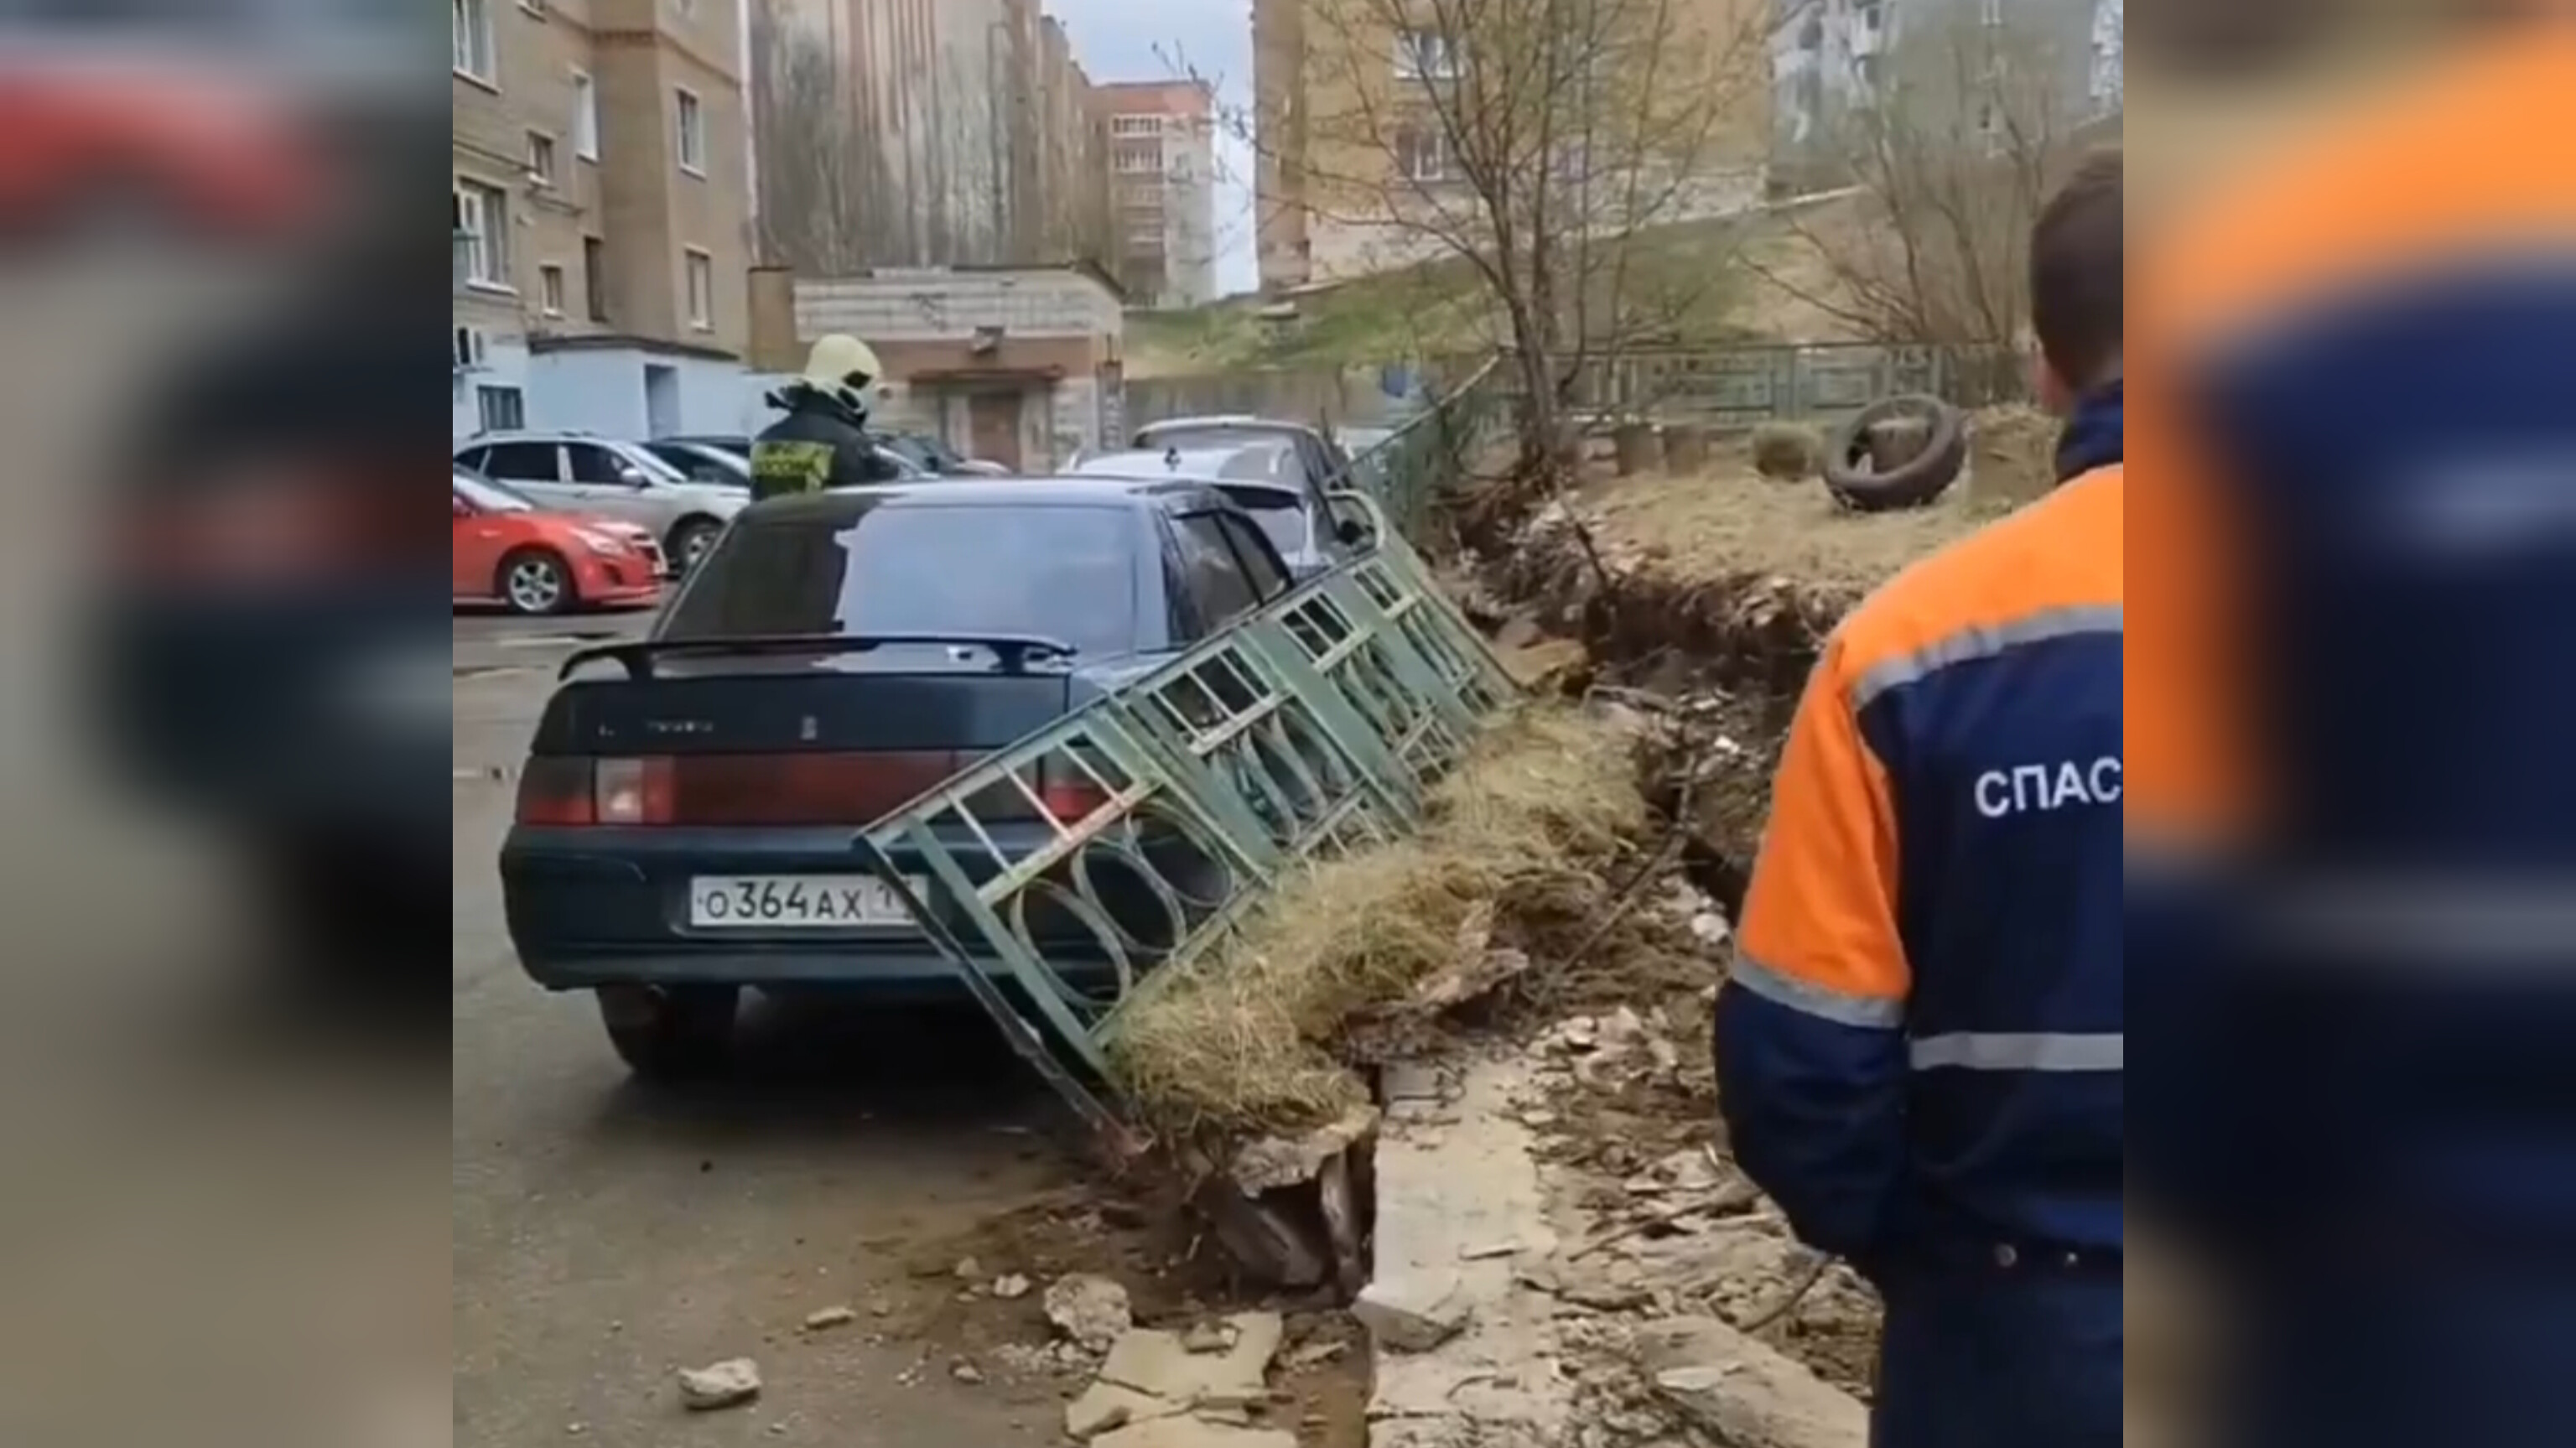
[450,608,1087,1447]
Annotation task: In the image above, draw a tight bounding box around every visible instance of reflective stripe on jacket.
[1716,402,2123,1268]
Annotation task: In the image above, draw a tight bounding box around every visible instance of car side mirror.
[1335,517,1373,548]
[617,465,649,486]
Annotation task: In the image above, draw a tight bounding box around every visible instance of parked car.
[641,439,754,486]
[875,430,1008,477]
[452,469,664,615]
[1131,416,1359,495]
[1065,441,1374,577]
[452,430,748,574]
[499,475,1304,1078]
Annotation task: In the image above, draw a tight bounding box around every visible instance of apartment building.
[1095,80,1218,309]
[1254,0,1770,292]
[1768,0,2121,189]
[452,0,755,441]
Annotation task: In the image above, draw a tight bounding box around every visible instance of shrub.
[1750,422,1821,480]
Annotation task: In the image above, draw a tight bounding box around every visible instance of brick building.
[452,0,756,441]
[750,262,1128,472]
[1093,79,1219,309]
[1254,0,1770,290]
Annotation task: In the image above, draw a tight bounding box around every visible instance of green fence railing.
[848,488,1519,1150]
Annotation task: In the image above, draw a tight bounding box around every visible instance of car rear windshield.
[658,501,1141,657]
[1216,487,1309,558]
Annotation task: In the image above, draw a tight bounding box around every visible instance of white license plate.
[686,875,919,929]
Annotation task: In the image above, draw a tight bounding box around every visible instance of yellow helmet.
[800,334,882,405]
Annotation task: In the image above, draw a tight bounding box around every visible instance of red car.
[453,469,665,615]
[0,54,320,244]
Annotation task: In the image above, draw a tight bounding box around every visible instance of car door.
[450,487,491,599]
[562,441,667,530]
[478,441,575,511]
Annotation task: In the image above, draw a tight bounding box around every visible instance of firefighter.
[1711,148,2124,1448]
[750,334,906,500]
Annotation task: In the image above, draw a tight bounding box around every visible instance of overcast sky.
[1047,0,1260,298]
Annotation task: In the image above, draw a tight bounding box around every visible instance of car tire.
[497,547,575,616]
[1820,395,1968,512]
[598,985,740,1082]
[666,516,724,574]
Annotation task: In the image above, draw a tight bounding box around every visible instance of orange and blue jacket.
[2128,29,2576,1257]
[1714,388,2123,1269]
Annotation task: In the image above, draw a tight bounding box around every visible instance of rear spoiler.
[556,632,1078,681]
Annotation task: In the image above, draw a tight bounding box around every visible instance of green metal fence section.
[849,492,1519,1147]
[1345,355,1509,543]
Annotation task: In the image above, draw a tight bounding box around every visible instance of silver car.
[454,430,750,573]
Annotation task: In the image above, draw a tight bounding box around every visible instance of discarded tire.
[1821,394,1966,512]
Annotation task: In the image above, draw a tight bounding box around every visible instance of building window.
[1394,27,1460,80]
[1396,125,1452,184]
[1856,53,1885,91]
[452,0,496,82]
[685,248,714,330]
[572,69,599,159]
[676,89,706,174]
[1111,114,1160,137]
[1981,0,2005,24]
[1858,0,1887,31]
[1114,141,1160,175]
[584,235,609,320]
[453,181,508,288]
[526,131,556,186]
[538,263,566,315]
[477,384,526,432]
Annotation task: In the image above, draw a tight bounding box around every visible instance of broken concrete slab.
[1064,1382,1188,1440]
[1089,1419,1297,1448]
[1365,1055,1578,1445]
[1098,1312,1285,1409]
[1353,1271,1471,1353]
[1633,1316,1868,1448]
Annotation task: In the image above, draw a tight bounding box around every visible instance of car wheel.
[497,548,574,616]
[667,516,724,574]
[597,985,740,1082]
[1820,395,1968,512]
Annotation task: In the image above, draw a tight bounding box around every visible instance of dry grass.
[1106,704,1650,1139]
[1585,459,1996,598]
[1966,404,2059,510]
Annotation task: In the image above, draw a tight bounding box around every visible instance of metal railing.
[849,490,1519,1150]
[1343,354,1510,543]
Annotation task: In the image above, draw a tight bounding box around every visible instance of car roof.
[739,475,1237,522]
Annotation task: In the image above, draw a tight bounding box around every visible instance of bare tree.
[1246,0,1770,478]
[1759,8,2084,348]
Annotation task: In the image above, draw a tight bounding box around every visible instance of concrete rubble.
[1046,1274,1136,1356]
[1057,1310,1291,1445]
[1357,1009,1878,1448]
[675,1357,761,1412]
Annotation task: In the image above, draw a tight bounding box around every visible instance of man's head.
[800,334,883,418]
[2029,146,2123,415]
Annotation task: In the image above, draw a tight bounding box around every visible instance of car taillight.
[1037,774,1112,823]
[514,752,963,828]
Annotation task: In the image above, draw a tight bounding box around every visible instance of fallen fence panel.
[848,497,1518,1150]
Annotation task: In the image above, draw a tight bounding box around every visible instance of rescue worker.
[750,334,906,500]
[1711,148,2123,1448]
[2127,22,2576,1447]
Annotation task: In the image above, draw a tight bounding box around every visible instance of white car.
[453,430,750,573]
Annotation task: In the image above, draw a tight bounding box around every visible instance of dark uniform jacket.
[749,386,906,501]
